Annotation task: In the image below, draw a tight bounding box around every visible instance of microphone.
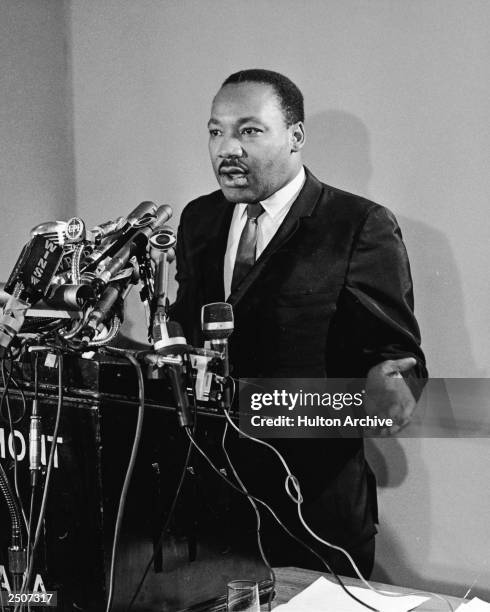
[152,319,189,355]
[201,302,234,377]
[31,220,68,246]
[45,284,95,310]
[91,205,173,292]
[81,279,131,342]
[149,227,176,312]
[149,227,176,251]
[201,303,234,410]
[4,235,64,300]
[147,318,193,428]
[201,302,234,339]
[83,201,164,272]
[0,294,30,356]
[90,201,157,241]
[0,235,64,354]
[159,320,193,428]
[146,228,193,425]
[147,204,173,231]
[166,360,193,428]
[126,201,159,228]
[90,217,125,242]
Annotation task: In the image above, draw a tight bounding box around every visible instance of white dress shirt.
[224,166,306,299]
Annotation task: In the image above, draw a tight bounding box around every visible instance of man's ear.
[290,121,306,152]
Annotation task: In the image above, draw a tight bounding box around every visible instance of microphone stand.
[215,341,233,413]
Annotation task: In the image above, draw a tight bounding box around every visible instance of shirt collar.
[238,166,306,220]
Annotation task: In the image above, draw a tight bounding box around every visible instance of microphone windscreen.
[201,302,234,340]
[127,201,158,227]
[153,319,190,355]
[152,204,173,229]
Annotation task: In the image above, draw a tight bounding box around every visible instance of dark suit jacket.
[171,168,427,554]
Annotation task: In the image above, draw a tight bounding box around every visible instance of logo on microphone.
[29,239,60,288]
[65,217,86,242]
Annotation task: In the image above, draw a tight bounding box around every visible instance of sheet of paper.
[456,598,490,611]
[273,576,429,612]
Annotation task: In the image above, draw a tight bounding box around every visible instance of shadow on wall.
[304,110,482,594]
[365,438,429,590]
[304,110,478,378]
[396,214,482,378]
[367,437,490,601]
[303,110,373,198]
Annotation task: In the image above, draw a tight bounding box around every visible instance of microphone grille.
[201,302,234,339]
[153,320,189,355]
[149,227,176,251]
[153,204,173,229]
[30,221,67,246]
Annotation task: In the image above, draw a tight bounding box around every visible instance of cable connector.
[8,545,27,592]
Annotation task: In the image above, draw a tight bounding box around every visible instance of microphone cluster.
[0,199,236,426]
[141,302,235,429]
[0,201,174,353]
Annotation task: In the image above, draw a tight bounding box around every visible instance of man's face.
[208,82,303,203]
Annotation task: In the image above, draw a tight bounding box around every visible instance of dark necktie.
[231,202,265,293]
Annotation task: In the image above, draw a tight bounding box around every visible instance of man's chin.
[219,184,257,203]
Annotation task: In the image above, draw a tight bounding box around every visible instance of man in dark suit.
[171,69,426,578]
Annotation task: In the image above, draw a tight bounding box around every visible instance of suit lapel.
[201,196,234,303]
[228,168,324,308]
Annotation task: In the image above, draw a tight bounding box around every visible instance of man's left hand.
[364,357,417,435]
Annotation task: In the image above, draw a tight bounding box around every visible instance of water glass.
[227,580,260,612]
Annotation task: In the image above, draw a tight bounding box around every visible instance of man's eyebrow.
[207,116,264,128]
[237,116,263,125]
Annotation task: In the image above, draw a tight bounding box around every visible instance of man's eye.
[241,127,262,135]
[209,129,221,137]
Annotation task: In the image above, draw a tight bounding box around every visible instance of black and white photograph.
[0,1,489,610]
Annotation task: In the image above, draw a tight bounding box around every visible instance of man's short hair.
[222,69,304,126]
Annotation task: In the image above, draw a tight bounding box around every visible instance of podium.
[0,354,272,611]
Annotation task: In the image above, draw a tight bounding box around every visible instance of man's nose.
[217,135,243,158]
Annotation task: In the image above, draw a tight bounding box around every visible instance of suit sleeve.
[168,207,194,339]
[342,205,427,398]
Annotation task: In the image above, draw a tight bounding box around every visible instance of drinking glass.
[226,580,260,612]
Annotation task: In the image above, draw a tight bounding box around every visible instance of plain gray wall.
[1,0,490,600]
[0,0,75,280]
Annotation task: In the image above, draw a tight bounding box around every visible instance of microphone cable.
[25,352,40,601]
[222,379,455,612]
[1,354,28,535]
[105,353,146,612]
[0,459,21,612]
[220,420,275,611]
[222,380,376,586]
[15,352,64,612]
[218,375,275,610]
[125,380,198,611]
[184,426,379,612]
[0,356,28,424]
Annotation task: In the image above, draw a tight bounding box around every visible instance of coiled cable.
[0,461,22,547]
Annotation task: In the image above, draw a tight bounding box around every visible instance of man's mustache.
[219,160,249,173]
